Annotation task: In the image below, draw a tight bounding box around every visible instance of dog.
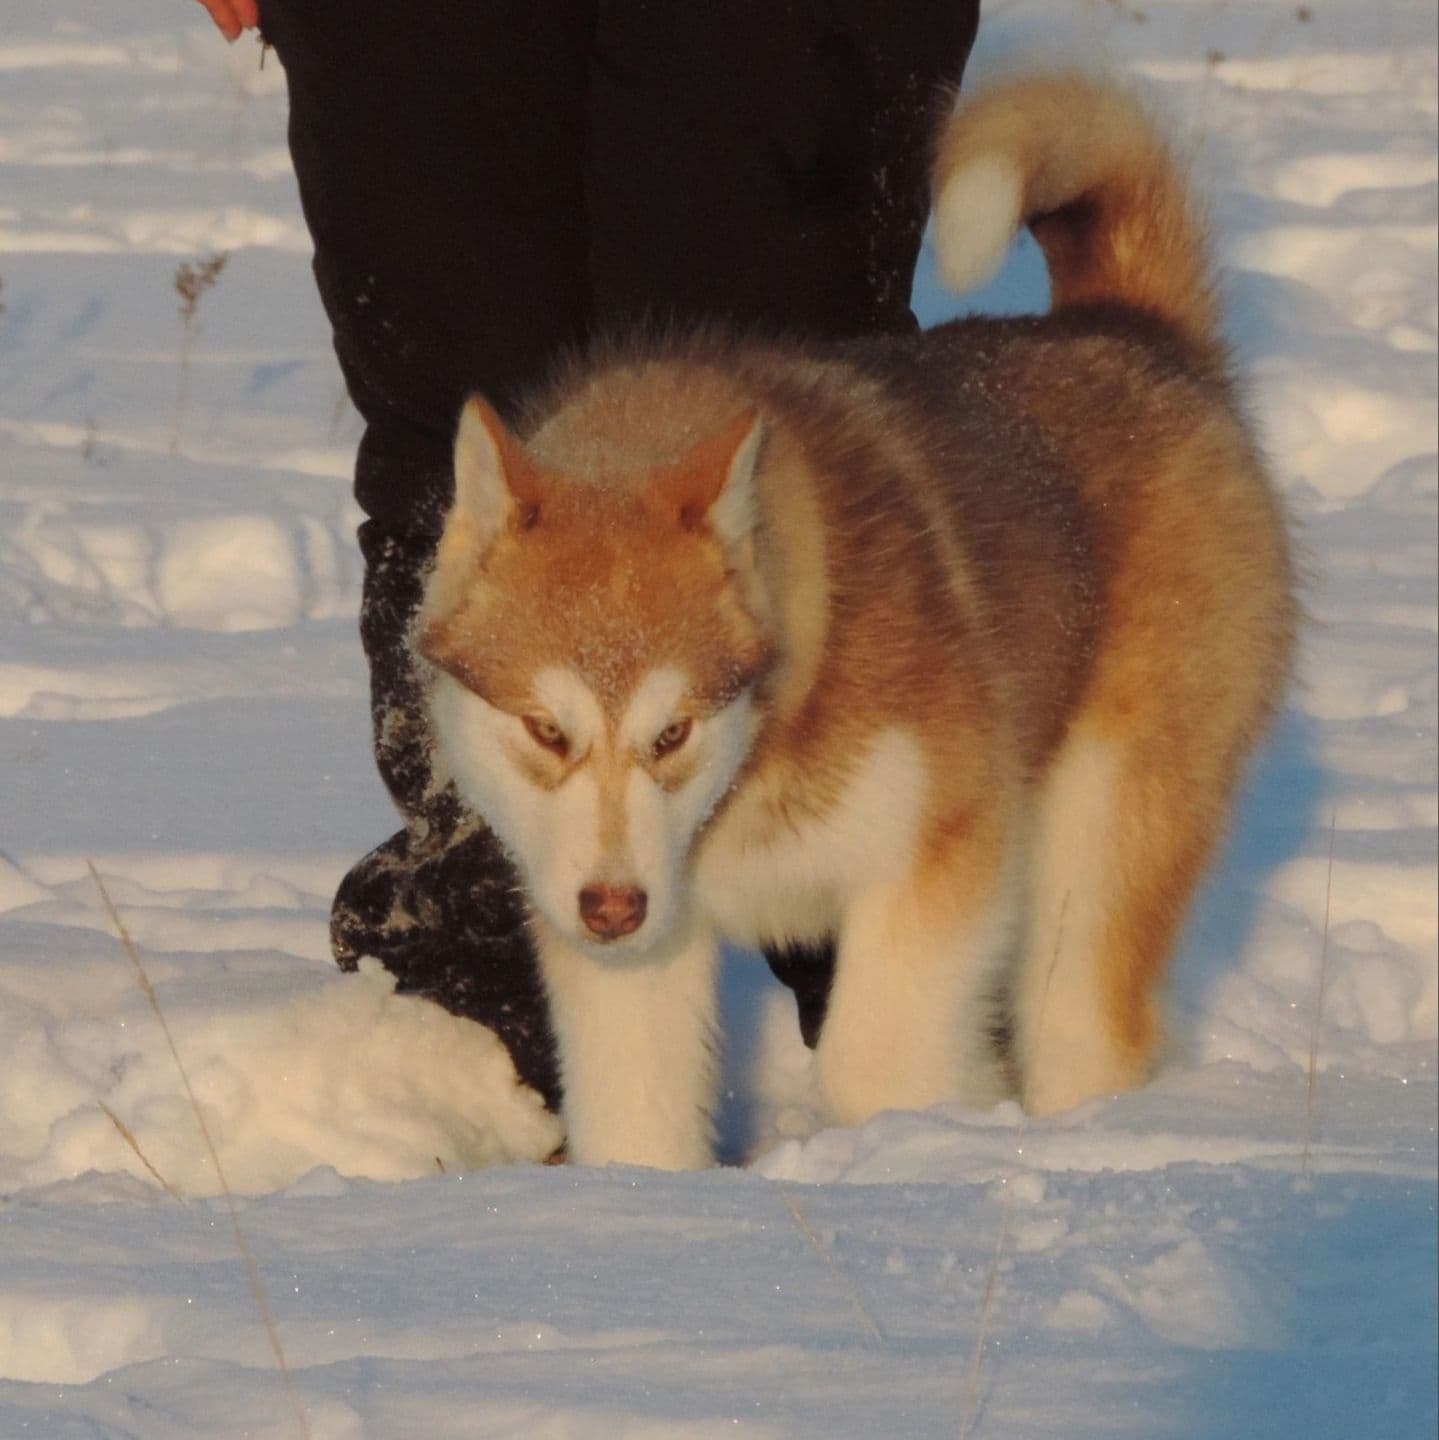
[416,73,1296,1169]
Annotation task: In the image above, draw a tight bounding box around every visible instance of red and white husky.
[416,74,1295,1168]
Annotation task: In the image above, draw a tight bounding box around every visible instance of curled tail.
[932,73,1219,353]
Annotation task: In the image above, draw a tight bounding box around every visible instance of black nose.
[578,885,647,940]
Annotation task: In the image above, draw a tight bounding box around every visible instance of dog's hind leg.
[1014,437,1293,1116]
[815,829,1018,1127]
[534,917,721,1169]
[1015,694,1284,1115]
[1012,730,1161,1114]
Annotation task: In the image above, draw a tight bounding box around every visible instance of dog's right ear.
[448,395,546,547]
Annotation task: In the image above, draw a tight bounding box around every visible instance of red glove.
[193,0,261,43]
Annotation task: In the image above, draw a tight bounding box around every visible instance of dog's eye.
[523,714,569,757]
[651,718,693,760]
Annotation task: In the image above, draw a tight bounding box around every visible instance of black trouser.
[260,0,980,1110]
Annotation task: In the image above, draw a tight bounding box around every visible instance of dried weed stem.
[99,1100,185,1203]
[957,1183,1014,1440]
[89,862,310,1440]
[779,1184,885,1344]
[170,252,227,455]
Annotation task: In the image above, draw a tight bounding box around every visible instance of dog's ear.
[448,395,546,547]
[422,398,544,637]
[657,411,764,547]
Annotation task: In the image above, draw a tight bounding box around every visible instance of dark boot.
[332,822,560,1109]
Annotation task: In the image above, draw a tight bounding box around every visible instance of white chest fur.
[693,728,928,949]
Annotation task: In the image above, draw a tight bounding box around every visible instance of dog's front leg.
[532,916,720,1169]
[816,851,1018,1127]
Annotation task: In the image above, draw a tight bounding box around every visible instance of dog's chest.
[693,727,927,948]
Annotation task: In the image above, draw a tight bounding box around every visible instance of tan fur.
[417,73,1296,1157]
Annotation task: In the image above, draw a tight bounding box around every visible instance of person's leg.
[588,0,980,1042]
[260,0,598,1108]
[588,0,980,337]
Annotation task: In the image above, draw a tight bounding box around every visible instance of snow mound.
[0,944,561,1199]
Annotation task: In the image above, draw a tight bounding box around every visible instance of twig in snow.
[89,862,311,1440]
[1029,889,1072,1067]
[957,1182,1014,1440]
[99,1101,186,1203]
[170,252,227,455]
[778,1184,885,1344]
[1301,811,1338,1178]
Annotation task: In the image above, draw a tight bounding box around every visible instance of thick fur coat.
[417,74,1296,1168]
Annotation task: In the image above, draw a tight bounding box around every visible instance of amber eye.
[523,714,568,757]
[652,718,693,760]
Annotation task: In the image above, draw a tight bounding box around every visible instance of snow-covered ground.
[1,1,1434,1435]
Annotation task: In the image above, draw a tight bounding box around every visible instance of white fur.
[532,667,605,756]
[619,685,758,945]
[816,866,1016,1125]
[429,668,605,939]
[428,671,522,825]
[933,154,1026,296]
[535,914,720,1169]
[619,667,689,753]
[1013,734,1131,1114]
[695,728,928,948]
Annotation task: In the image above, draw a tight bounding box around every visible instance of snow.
[1,0,1435,1435]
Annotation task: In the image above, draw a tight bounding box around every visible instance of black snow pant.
[259,0,980,1113]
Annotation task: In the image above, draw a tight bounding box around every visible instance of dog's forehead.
[489,508,730,689]
[531,664,689,737]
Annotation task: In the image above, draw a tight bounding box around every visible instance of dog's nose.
[578,885,647,940]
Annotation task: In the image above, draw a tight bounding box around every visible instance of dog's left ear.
[658,411,764,546]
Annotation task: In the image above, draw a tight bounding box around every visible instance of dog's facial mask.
[418,397,773,948]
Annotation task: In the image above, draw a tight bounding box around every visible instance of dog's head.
[417,395,775,952]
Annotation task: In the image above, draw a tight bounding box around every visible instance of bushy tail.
[932,73,1219,353]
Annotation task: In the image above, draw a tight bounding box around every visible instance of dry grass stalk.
[1301,811,1339,1177]
[99,1100,185,1203]
[89,862,311,1440]
[1029,889,1072,1066]
[957,1182,1014,1440]
[778,1184,885,1344]
[170,252,227,455]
